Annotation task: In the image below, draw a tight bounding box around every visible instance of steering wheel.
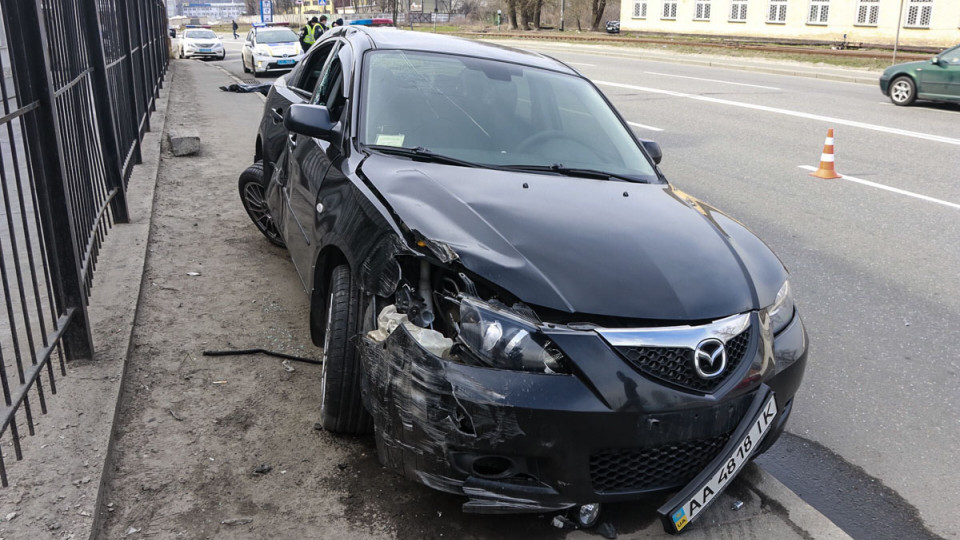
[516,130,605,161]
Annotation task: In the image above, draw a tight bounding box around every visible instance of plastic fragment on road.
[367,305,453,358]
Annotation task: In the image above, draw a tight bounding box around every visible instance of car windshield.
[360,50,658,182]
[256,29,298,44]
[184,30,216,39]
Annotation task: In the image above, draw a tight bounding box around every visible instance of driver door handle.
[288,133,297,148]
[271,107,284,124]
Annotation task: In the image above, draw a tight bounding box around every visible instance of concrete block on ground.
[168,128,200,156]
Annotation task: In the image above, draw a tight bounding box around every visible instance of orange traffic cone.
[809,129,841,179]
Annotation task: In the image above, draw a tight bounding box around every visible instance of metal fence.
[0,0,167,486]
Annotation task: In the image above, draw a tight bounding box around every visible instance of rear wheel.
[242,55,250,73]
[238,161,285,247]
[890,76,916,106]
[319,264,373,434]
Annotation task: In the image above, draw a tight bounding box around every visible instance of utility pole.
[892,0,905,64]
[560,0,564,31]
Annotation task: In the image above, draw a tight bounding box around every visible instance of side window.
[312,58,345,121]
[246,30,254,43]
[296,41,339,92]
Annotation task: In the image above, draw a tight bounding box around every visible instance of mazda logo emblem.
[693,338,726,379]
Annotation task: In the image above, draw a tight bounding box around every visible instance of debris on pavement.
[186,271,201,276]
[731,500,745,511]
[4,511,17,521]
[168,408,182,421]
[219,82,273,95]
[551,515,578,530]
[282,359,295,372]
[253,464,273,475]
[203,348,322,365]
[221,517,254,526]
[596,521,618,539]
[124,526,141,536]
[168,129,201,156]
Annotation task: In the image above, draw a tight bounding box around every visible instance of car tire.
[238,161,285,248]
[242,56,250,73]
[319,264,374,435]
[220,51,226,60]
[889,76,916,106]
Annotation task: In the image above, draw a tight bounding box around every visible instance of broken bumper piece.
[360,314,807,515]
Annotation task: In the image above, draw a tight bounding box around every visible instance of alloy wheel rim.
[243,182,281,242]
[892,81,911,103]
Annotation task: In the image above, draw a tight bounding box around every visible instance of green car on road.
[880,43,960,106]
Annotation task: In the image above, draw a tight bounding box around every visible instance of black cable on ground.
[202,349,323,365]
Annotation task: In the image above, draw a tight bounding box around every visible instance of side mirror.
[284,104,335,140]
[641,140,662,165]
[932,56,941,65]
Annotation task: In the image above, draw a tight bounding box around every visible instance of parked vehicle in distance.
[177,26,225,60]
[238,27,807,534]
[880,43,960,106]
[606,20,620,34]
[241,23,304,77]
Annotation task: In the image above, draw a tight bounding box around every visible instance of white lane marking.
[596,80,960,146]
[644,71,781,90]
[799,166,960,210]
[628,121,664,132]
[566,62,596,67]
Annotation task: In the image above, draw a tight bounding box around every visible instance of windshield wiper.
[363,145,480,168]
[499,164,644,183]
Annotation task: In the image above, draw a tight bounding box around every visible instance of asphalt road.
[194,36,960,539]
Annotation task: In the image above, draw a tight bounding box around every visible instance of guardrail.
[0,0,167,486]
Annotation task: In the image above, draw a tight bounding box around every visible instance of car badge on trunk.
[693,339,726,379]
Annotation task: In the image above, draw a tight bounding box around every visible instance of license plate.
[199,48,212,53]
[659,392,778,534]
[277,59,294,65]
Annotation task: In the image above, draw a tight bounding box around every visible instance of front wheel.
[889,76,916,106]
[238,161,285,247]
[319,265,373,434]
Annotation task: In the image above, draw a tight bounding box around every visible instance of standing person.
[299,16,319,52]
[231,19,239,39]
[318,15,329,34]
[332,18,344,27]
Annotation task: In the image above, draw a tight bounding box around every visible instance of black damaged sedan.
[238,27,807,534]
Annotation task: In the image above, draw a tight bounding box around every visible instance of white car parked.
[177,26,225,60]
[241,24,304,77]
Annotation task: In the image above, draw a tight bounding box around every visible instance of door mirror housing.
[285,104,335,140]
[640,139,662,165]
[931,56,941,65]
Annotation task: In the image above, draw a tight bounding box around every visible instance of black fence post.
[0,0,94,361]
[132,0,153,132]
[117,0,144,165]
[80,0,129,223]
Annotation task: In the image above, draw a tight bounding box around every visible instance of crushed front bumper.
[360,310,807,514]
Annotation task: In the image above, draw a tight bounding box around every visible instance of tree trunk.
[507,0,520,29]
[533,0,542,29]
[590,0,606,31]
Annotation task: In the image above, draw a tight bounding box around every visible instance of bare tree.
[589,0,606,30]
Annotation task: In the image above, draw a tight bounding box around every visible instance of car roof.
[348,27,579,76]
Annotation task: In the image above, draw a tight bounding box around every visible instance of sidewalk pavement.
[482,38,885,85]
[2,57,851,540]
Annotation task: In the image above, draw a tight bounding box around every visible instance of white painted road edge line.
[566,61,596,67]
[644,71,781,90]
[596,80,960,146]
[628,121,664,132]
[799,166,960,210]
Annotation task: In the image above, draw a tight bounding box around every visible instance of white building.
[182,2,247,19]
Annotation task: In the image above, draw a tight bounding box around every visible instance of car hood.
[359,155,787,321]
[884,60,928,75]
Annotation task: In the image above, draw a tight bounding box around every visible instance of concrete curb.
[479,37,884,86]
[743,465,853,540]
[87,63,175,540]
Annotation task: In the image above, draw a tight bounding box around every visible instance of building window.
[808,0,829,24]
[767,0,787,23]
[855,0,879,25]
[662,1,678,19]
[730,0,748,21]
[633,0,648,18]
[904,0,932,28]
[694,0,712,20]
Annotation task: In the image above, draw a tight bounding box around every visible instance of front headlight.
[458,298,569,374]
[255,46,271,56]
[768,280,795,334]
